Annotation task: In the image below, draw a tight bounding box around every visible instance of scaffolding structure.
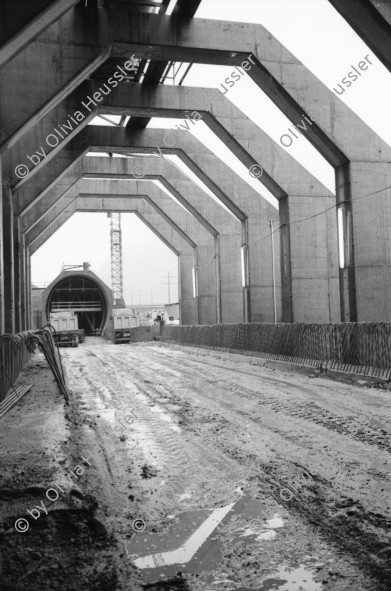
[108,212,124,307]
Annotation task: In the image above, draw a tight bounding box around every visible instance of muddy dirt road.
[54,338,391,591]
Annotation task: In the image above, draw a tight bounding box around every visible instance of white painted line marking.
[133,502,235,569]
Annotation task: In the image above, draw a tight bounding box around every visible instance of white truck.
[113,308,140,344]
[163,311,179,325]
[164,303,180,325]
[50,311,84,347]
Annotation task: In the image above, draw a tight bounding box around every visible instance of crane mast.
[108,212,125,308]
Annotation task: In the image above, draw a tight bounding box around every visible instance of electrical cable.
[195,181,391,271]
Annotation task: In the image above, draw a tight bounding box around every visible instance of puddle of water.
[132,503,235,569]
[128,493,321,590]
[237,513,284,542]
[265,515,285,529]
[257,563,323,590]
[128,497,285,582]
[126,503,235,583]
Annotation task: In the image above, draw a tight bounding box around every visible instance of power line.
[255,182,391,246]
[163,271,177,304]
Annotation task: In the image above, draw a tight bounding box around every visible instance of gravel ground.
[0,338,390,590]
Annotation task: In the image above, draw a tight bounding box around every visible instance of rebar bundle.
[27,325,69,403]
[0,331,35,402]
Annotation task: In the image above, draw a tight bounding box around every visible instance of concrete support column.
[336,164,357,322]
[13,213,22,332]
[20,232,28,329]
[26,245,32,329]
[2,183,15,333]
[279,197,293,323]
[0,164,4,334]
[349,161,391,320]
[214,235,222,324]
[196,243,218,324]
[219,232,243,323]
[242,220,251,324]
[247,219,282,322]
[179,252,198,325]
[288,195,340,322]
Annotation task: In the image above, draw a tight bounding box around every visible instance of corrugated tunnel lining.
[45,275,108,335]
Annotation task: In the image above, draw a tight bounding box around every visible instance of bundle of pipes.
[27,326,69,403]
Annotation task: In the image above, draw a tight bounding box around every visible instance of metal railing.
[161,322,391,379]
[0,331,35,402]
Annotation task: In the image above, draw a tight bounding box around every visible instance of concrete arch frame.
[7,70,350,330]
[27,195,200,326]
[18,149,247,321]
[25,186,220,326]
[10,129,284,332]
[6,62,339,331]
[13,131,266,328]
[20,164,264,332]
[20,160,251,323]
[2,63,319,329]
[3,5,389,332]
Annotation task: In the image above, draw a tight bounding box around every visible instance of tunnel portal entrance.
[46,275,108,336]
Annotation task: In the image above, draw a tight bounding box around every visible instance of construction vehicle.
[113,308,140,344]
[50,311,85,347]
[163,312,179,325]
[164,302,180,325]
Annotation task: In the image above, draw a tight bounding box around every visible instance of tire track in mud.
[98,346,391,511]
[201,417,391,584]
[118,345,391,589]
[60,353,153,591]
[158,362,388,507]
[67,350,184,475]
[146,346,391,499]
[98,347,391,482]
[143,346,391,454]
[66,343,391,589]
[77,348,247,509]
